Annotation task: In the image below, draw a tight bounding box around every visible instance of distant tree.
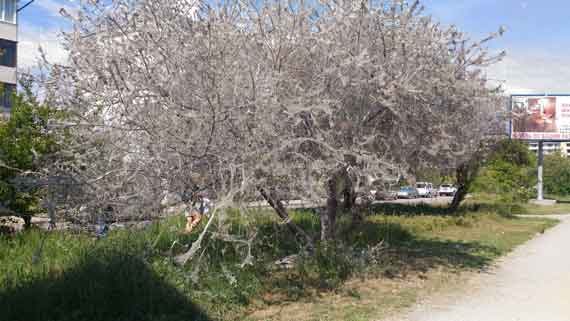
[0,81,61,228]
[544,151,570,196]
[490,139,536,166]
[470,139,536,203]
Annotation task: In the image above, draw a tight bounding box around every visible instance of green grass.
[467,192,570,215]
[545,194,570,202]
[0,228,211,321]
[0,203,559,321]
[512,203,570,215]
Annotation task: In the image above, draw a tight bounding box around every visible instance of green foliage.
[490,139,536,166]
[0,229,211,321]
[0,89,61,216]
[471,139,536,204]
[297,242,354,289]
[0,204,557,321]
[414,167,455,186]
[543,151,570,196]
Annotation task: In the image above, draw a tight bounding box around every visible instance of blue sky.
[17,0,570,93]
[17,0,73,68]
[422,0,570,93]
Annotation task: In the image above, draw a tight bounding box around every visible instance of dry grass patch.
[245,214,557,321]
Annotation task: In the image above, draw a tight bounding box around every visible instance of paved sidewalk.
[392,215,570,321]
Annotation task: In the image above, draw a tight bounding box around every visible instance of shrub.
[0,88,62,223]
[471,139,536,205]
[544,152,570,196]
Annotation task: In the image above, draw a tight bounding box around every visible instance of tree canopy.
[0,85,60,223]
[41,0,506,249]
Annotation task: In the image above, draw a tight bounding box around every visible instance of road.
[390,215,570,321]
[12,196,450,232]
[374,196,453,206]
[247,196,454,209]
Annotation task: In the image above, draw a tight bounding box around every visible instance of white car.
[397,186,419,199]
[416,182,435,198]
[438,184,457,196]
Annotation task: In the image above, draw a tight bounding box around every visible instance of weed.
[0,202,559,321]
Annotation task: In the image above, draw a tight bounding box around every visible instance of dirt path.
[390,215,570,321]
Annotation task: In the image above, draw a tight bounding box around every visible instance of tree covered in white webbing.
[41,0,505,259]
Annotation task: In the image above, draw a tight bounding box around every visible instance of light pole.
[537,141,544,201]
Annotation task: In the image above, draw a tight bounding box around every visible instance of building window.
[0,0,16,24]
[1,82,15,109]
[0,39,16,67]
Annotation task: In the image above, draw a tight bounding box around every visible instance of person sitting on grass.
[185,191,211,233]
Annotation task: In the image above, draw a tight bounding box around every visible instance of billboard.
[511,95,570,140]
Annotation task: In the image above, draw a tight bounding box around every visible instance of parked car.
[397,186,419,199]
[416,182,435,198]
[438,184,457,196]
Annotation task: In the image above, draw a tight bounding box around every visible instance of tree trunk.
[258,187,314,250]
[47,205,56,230]
[449,140,502,212]
[22,214,32,229]
[342,186,353,211]
[321,191,338,242]
[450,185,468,212]
[321,170,343,242]
[449,163,475,212]
[342,178,363,223]
[321,166,363,241]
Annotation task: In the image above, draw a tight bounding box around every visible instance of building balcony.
[0,64,16,84]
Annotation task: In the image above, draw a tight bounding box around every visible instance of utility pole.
[537,141,544,201]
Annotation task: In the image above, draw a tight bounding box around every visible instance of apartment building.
[528,142,570,157]
[0,0,16,115]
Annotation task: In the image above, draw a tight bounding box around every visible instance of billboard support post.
[537,141,544,201]
[510,94,567,204]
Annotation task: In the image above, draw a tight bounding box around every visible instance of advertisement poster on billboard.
[511,95,570,140]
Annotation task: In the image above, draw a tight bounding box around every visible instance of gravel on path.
[390,215,570,321]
